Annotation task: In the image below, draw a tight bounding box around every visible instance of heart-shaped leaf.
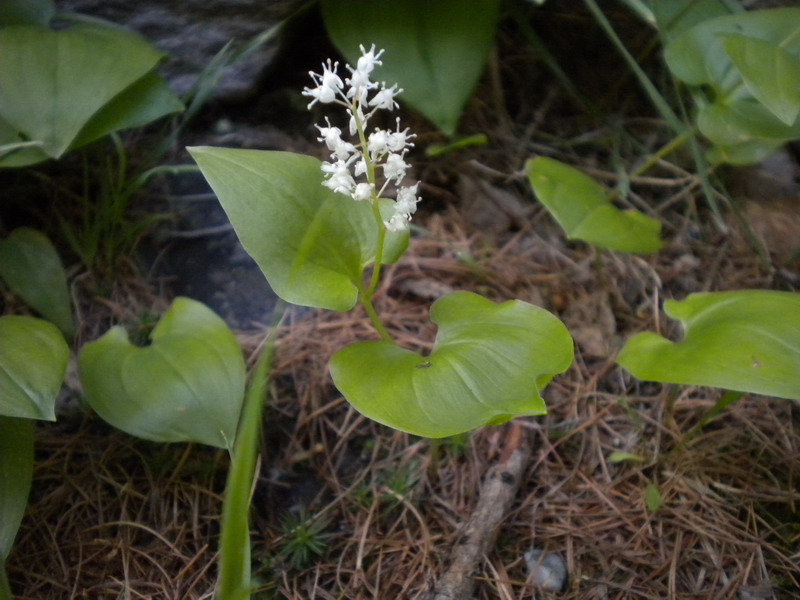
[0,416,34,599]
[78,297,246,449]
[526,157,661,254]
[665,8,800,89]
[329,291,573,438]
[617,290,800,401]
[0,315,68,421]
[0,24,177,164]
[189,147,408,311]
[722,34,800,127]
[0,228,74,338]
[321,0,500,135]
[663,8,800,163]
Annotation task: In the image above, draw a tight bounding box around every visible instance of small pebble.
[524,547,569,592]
[738,584,774,600]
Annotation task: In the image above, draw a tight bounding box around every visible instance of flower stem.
[350,98,391,338]
[360,290,391,341]
[360,204,390,341]
[367,200,386,297]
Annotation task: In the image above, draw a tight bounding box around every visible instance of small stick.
[426,421,531,600]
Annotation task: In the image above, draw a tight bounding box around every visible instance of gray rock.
[524,547,569,593]
[737,584,774,600]
[56,0,302,98]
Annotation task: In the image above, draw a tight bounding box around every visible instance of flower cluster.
[303,45,419,232]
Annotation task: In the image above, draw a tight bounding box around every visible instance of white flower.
[316,119,355,161]
[384,211,411,232]
[383,184,419,231]
[383,152,409,183]
[332,139,356,161]
[346,69,373,102]
[316,118,343,149]
[395,184,420,215]
[353,182,374,202]
[321,159,355,195]
[302,60,343,108]
[369,84,401,111]
[308,46,421,230]
[356,43,384,74]
[367,129,390,157]
[346,45,382,103]
[387,119,415,152]
[354,158,367,177]
[348,105,365,136]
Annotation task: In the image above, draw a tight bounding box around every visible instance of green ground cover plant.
[191,47,575,441]
[0,8,182,167]
[0,2,256,597]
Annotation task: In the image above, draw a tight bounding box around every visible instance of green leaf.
[697,99,800,146]
[525,157,661,254]
[0,0,55,27]
[0,24,164,162]
[0,562,9,600]
[705,138,785,166]
[608,451,644,463]
[696,98,800,164]
[78,297,246,449]
[723,34,800,126]
[0,316,67,421]
[0,228,74,338]
[71,70,184,150]
[188,147,408,311]
[644,482,662,512]
[665,8,800,89]
[0,417,33,557]
[216,335,276,599]
[329,291,573,438]
[0,416,33,600]
[321,0,500,135]
[664,9,800,163]
[617,290,800,401]
[0,115,48,168]
[649,0,739,43]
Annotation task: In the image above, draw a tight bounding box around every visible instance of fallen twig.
[426,421,530,600]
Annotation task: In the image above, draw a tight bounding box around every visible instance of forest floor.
[3,3,800,599]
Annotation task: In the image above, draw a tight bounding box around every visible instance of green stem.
[630,131,689,178]
[583,0,684,133]
[586,0,728,230]
[360,291,391,341]
[367,201,386,298]
[427,438,441,484]
[349,98,393,339]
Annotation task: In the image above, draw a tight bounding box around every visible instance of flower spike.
[307,46,420,232]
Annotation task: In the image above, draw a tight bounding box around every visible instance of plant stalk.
[630,131,689,178]
[215,305,283,600]
[360,291,392,341]
[367,201,386,298]
[350,97,393,340]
